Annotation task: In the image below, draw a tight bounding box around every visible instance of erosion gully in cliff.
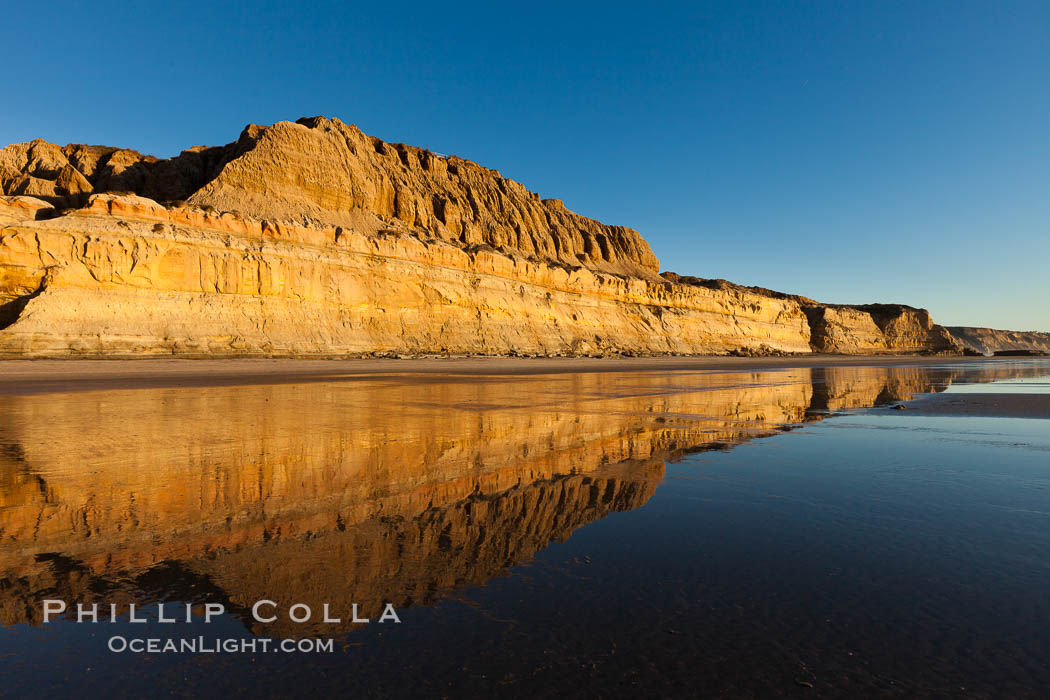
[0,116,960,358]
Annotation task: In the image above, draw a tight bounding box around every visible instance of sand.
[899,392,1050,419]
[0,353,1012,396]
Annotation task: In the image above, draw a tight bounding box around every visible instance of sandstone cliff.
[946,326,1050,356]
[663,275,959,355]
[0,117,961,357]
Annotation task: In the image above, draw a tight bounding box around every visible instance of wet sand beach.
[1,356,1049,697]
[0,354,1000,396]
[902,391,1050,418]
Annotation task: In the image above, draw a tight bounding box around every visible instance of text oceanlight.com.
[108,636,336,653]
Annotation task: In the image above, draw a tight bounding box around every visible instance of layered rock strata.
[1,117,960,357]
[666,275,958,355]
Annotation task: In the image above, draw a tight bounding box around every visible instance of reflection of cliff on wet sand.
[0,461,662,636]
[0,363,1044,635]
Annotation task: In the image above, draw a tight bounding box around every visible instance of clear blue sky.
[5,1,1048,331]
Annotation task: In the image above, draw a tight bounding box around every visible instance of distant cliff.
[1,116,960,357]
[947,327,1050,356]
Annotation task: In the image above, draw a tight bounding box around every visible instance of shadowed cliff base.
[1,117,963,357]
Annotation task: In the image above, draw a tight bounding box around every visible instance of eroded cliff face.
[0,194,813,356]
[0,118,658,275]
[804,304,957,354]
[664,275,959,355]
[946,327,1050,355]
[0,117,961,357]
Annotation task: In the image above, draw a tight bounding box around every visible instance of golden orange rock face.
[0,116,961,357]
[0,118,658,274]
[0,364,1040,635]
[804,305,957,354]
[0,194,817,356]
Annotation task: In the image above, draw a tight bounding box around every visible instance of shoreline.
[898,391,1050,419]
[0,353,1025,396]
